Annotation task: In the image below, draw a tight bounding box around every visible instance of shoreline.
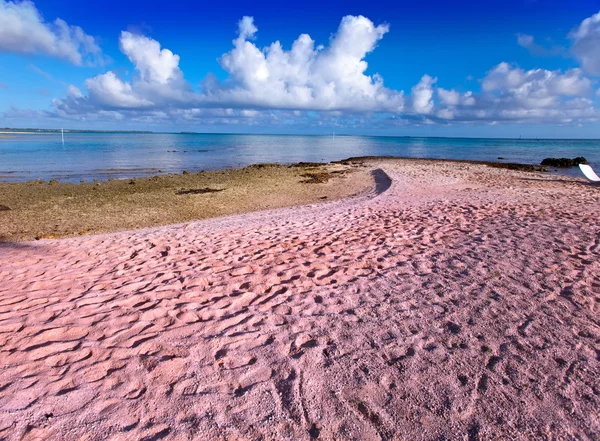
[0,152,578,185]
[0,156,582,243]
[0,155,555,185]
[0,161,374,242]
[334,155,550,172]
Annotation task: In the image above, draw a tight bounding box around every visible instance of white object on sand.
[579,164,600,182]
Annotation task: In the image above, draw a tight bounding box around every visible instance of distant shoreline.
[0,155,561,184]
[0,130,153,134]
[0,129,599,140]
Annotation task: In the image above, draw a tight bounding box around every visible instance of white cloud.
[212,15,404,111]
[58,31,190,112]
[482,62,526,92]
[434,89,475,119]
[119,32,182,85]
[85,72,152,108]
[240,109,258,117]
[482,62,591,99]
[26,15,600,127]
[570,11,600,76]
[52,15,404,115]
[437,88,460,106]
[67,85,83,99]
[433,63,597,123]
[517,33,535,50]
[410,75,436,114]
[237,15,258,42]
[117,31,190,104]
[0,0,102,65]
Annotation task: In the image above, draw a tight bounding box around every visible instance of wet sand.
[1,158,599,440]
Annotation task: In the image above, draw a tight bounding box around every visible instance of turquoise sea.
[1,133,599,183]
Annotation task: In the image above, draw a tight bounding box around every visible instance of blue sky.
[1,0,600,137]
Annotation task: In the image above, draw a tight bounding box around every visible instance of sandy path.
[1,159,599,440]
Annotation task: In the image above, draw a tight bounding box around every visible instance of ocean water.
[0,132,599,183]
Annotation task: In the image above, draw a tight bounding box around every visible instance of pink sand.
[1,159,599,440]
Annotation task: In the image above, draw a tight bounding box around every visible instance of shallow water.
[0,133,598,182]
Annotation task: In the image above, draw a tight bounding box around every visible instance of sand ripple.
[1,159,599,440]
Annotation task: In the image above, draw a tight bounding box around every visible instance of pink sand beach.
[1,159,599,440]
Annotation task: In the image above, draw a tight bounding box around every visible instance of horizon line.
[1,128,599,141]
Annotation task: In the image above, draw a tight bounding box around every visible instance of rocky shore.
[0,162,372,242]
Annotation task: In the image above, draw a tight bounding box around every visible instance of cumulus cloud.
[570,10,600,76]
[434,88,475,120]
[52,15,405,117]
[437,88,460,106]
[0,0,103,65]
[85,72,152,108]
[433,63,597,123]
[119,32,182,85]
[410,75,437,114]
[482,62,591,97]
[54,31,191,114]
[211,15,404,111]
[24,14,600,127]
